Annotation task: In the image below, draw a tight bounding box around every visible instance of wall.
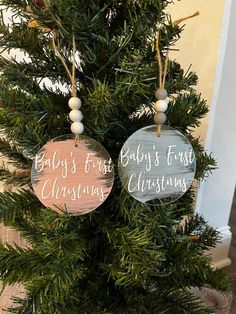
[196,0,235,268]
[168,0,236,269]
[167,0,225,140]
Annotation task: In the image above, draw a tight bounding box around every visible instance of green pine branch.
[0,166,30,186]
[167,92,209,131]
[0,138,30,167]
[103,225,163,287]
[0,244,86,313]
[0,189,42,225]
[193,139,217,180]
[0,0,230,312]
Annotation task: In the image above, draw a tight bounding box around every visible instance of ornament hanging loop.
[155,33,169,137]
[52,32,84,142]
[154,11,200,137]
[52,31,77,97]
[156,33,169,90]
[52,31,73,87]
[71,34,77,98]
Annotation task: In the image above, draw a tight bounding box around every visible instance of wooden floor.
[225,190,236,314]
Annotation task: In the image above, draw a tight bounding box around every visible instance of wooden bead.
[153,100,168,112]
[155,88,168,100]
[69,110,83,122]
[154,112,166,125]
[68,97,82,110]
[71,122,84,134]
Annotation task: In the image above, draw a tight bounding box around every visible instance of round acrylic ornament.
[31,134,114,215]
[118,125,196,205]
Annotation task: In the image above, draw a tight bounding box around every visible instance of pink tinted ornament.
[31,134,114,215]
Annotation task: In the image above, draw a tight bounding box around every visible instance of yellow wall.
[167,0,225,140]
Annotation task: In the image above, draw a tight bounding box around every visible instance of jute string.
[52,32,79,144]
[52,32,77,97]
[156,11,200,136]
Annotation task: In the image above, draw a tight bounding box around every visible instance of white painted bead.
[153,100,168,112]
[164,97,170,105]
[154,112,167,124]
[71,122,84,134]
[68,97,82,110]
[69,110,83,122]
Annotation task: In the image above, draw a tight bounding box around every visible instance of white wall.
[196,0,235,227]
[195,0,235,268]
[168,0,236,268]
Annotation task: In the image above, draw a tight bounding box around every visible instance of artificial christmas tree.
[0,0,230,313]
